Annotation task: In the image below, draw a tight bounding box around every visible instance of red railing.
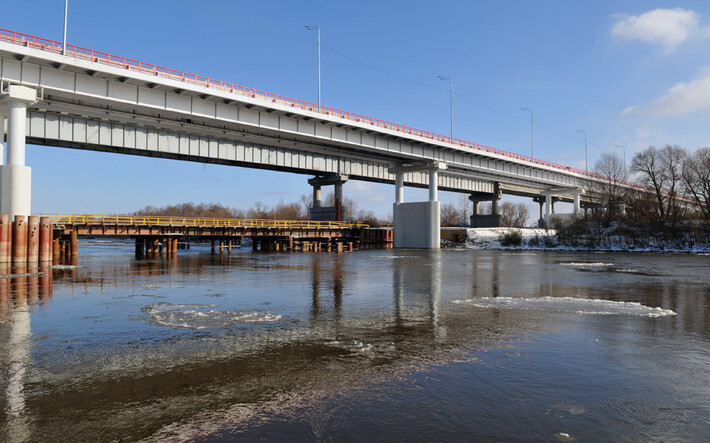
[0,27,635,187]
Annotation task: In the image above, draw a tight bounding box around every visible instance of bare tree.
[631,146,667,219]
[683,147,710,220]
[299,193,313,216]
[500,202,529,227]
[440,203,462,227]
[660,145,687,223]
[457,194,471,223]
[593,152,627,222]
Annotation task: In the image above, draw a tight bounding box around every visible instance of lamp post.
[305,25,321,111]
[520,107,534,158]
[437,75,453,139]
[614,144,626,176]
[575,129,588,172]
[62,0,68,55]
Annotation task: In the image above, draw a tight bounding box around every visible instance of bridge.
[0,214,390,266]
[0,28,617,248]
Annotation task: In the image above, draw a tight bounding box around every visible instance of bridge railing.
[40,214,369,229]
[0,27,606,181]
[4,28,697,203]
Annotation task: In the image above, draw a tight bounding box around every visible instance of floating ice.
[452,296,676,317]
[560,262,614,267]
[142,303,283,329]
[51,265,77,270]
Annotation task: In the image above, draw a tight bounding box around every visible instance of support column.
[0,85,36,219]
[428,168,438,202]
[312,185,321,208]
[395,172,403,204]
[12,215,26,265]
[391,162,444,249]
[573,192,581,215]
[334,182,343,222]
[491,182,502,216]
[308,174,348,221]
[544,194,553,217]
[27,216,39,263]
[491,197,499,216]
[1,116,5,165]
[533,197,545,228]
[0,214,9,264]
[70,230,78,257]
[39,217,52,263]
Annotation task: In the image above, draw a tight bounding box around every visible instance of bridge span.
[0,28,613,248]
[0,214,391,266]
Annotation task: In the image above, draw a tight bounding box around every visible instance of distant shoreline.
[442,227,710,254]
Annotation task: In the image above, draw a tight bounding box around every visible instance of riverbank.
[442,227,710,253]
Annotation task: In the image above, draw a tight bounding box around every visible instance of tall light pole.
[520,107,534,158]
[575,129,588,172]
[438,75,453,139]
[62,0,68,55]
[305,26,321,111]
[615,144,626,175]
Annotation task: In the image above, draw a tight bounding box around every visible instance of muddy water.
[0,242,708,441]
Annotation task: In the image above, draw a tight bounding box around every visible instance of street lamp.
[520,107,534,158]
[62,0,68,55]
[614,144,626,176]
[305,25,321,111]
[575,129,588,172]
[437,75,453,139]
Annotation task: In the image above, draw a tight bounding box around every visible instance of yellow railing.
[37,214,369,229]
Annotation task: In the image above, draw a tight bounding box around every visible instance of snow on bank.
[450,227,555,250]
[443,227,710,253]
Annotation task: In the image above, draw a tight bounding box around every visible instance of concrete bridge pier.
[0,85,37,220]
[540,187,585,227]
[391,162,444,249]
[468,183,502,228]
[309,174,348,221]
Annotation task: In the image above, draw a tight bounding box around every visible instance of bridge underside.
[0,40,606,249]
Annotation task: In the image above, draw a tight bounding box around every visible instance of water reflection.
[0,247,707,441]
[0,263,56,443]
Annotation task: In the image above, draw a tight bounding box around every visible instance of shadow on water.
[0,246,708,441]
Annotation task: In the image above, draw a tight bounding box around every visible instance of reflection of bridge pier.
[309,255,344,326]
[311,255,322,320]
[0,263,55,443]
[391,251,442,334]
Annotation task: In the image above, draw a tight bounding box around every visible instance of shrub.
[499,229,523,247]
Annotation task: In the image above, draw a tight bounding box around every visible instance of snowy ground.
[441,227,710,253]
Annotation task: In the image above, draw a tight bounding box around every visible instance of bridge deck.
[45,214,370,238]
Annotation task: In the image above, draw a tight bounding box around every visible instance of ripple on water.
[452,296,676,317]
[141,303,283,330]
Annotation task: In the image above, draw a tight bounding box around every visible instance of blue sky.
[3,1,710,218]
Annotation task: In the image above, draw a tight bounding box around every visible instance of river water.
[0,242,708,441]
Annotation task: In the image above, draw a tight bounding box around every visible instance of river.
[0,241,708,441]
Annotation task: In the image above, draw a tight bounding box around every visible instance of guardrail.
[0,27,603,180]
[40,214,369,229]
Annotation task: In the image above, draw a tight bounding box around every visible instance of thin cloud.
[611,8,705,52]
[623,68,710,117]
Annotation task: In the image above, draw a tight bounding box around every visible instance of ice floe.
[142,303,283,329]
[452,296,676,317]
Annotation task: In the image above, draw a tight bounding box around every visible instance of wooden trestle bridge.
[0,214,393,265]
[48,215,392,257]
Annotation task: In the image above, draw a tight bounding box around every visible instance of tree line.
[133,191,383,226]
[593,145,710,226]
